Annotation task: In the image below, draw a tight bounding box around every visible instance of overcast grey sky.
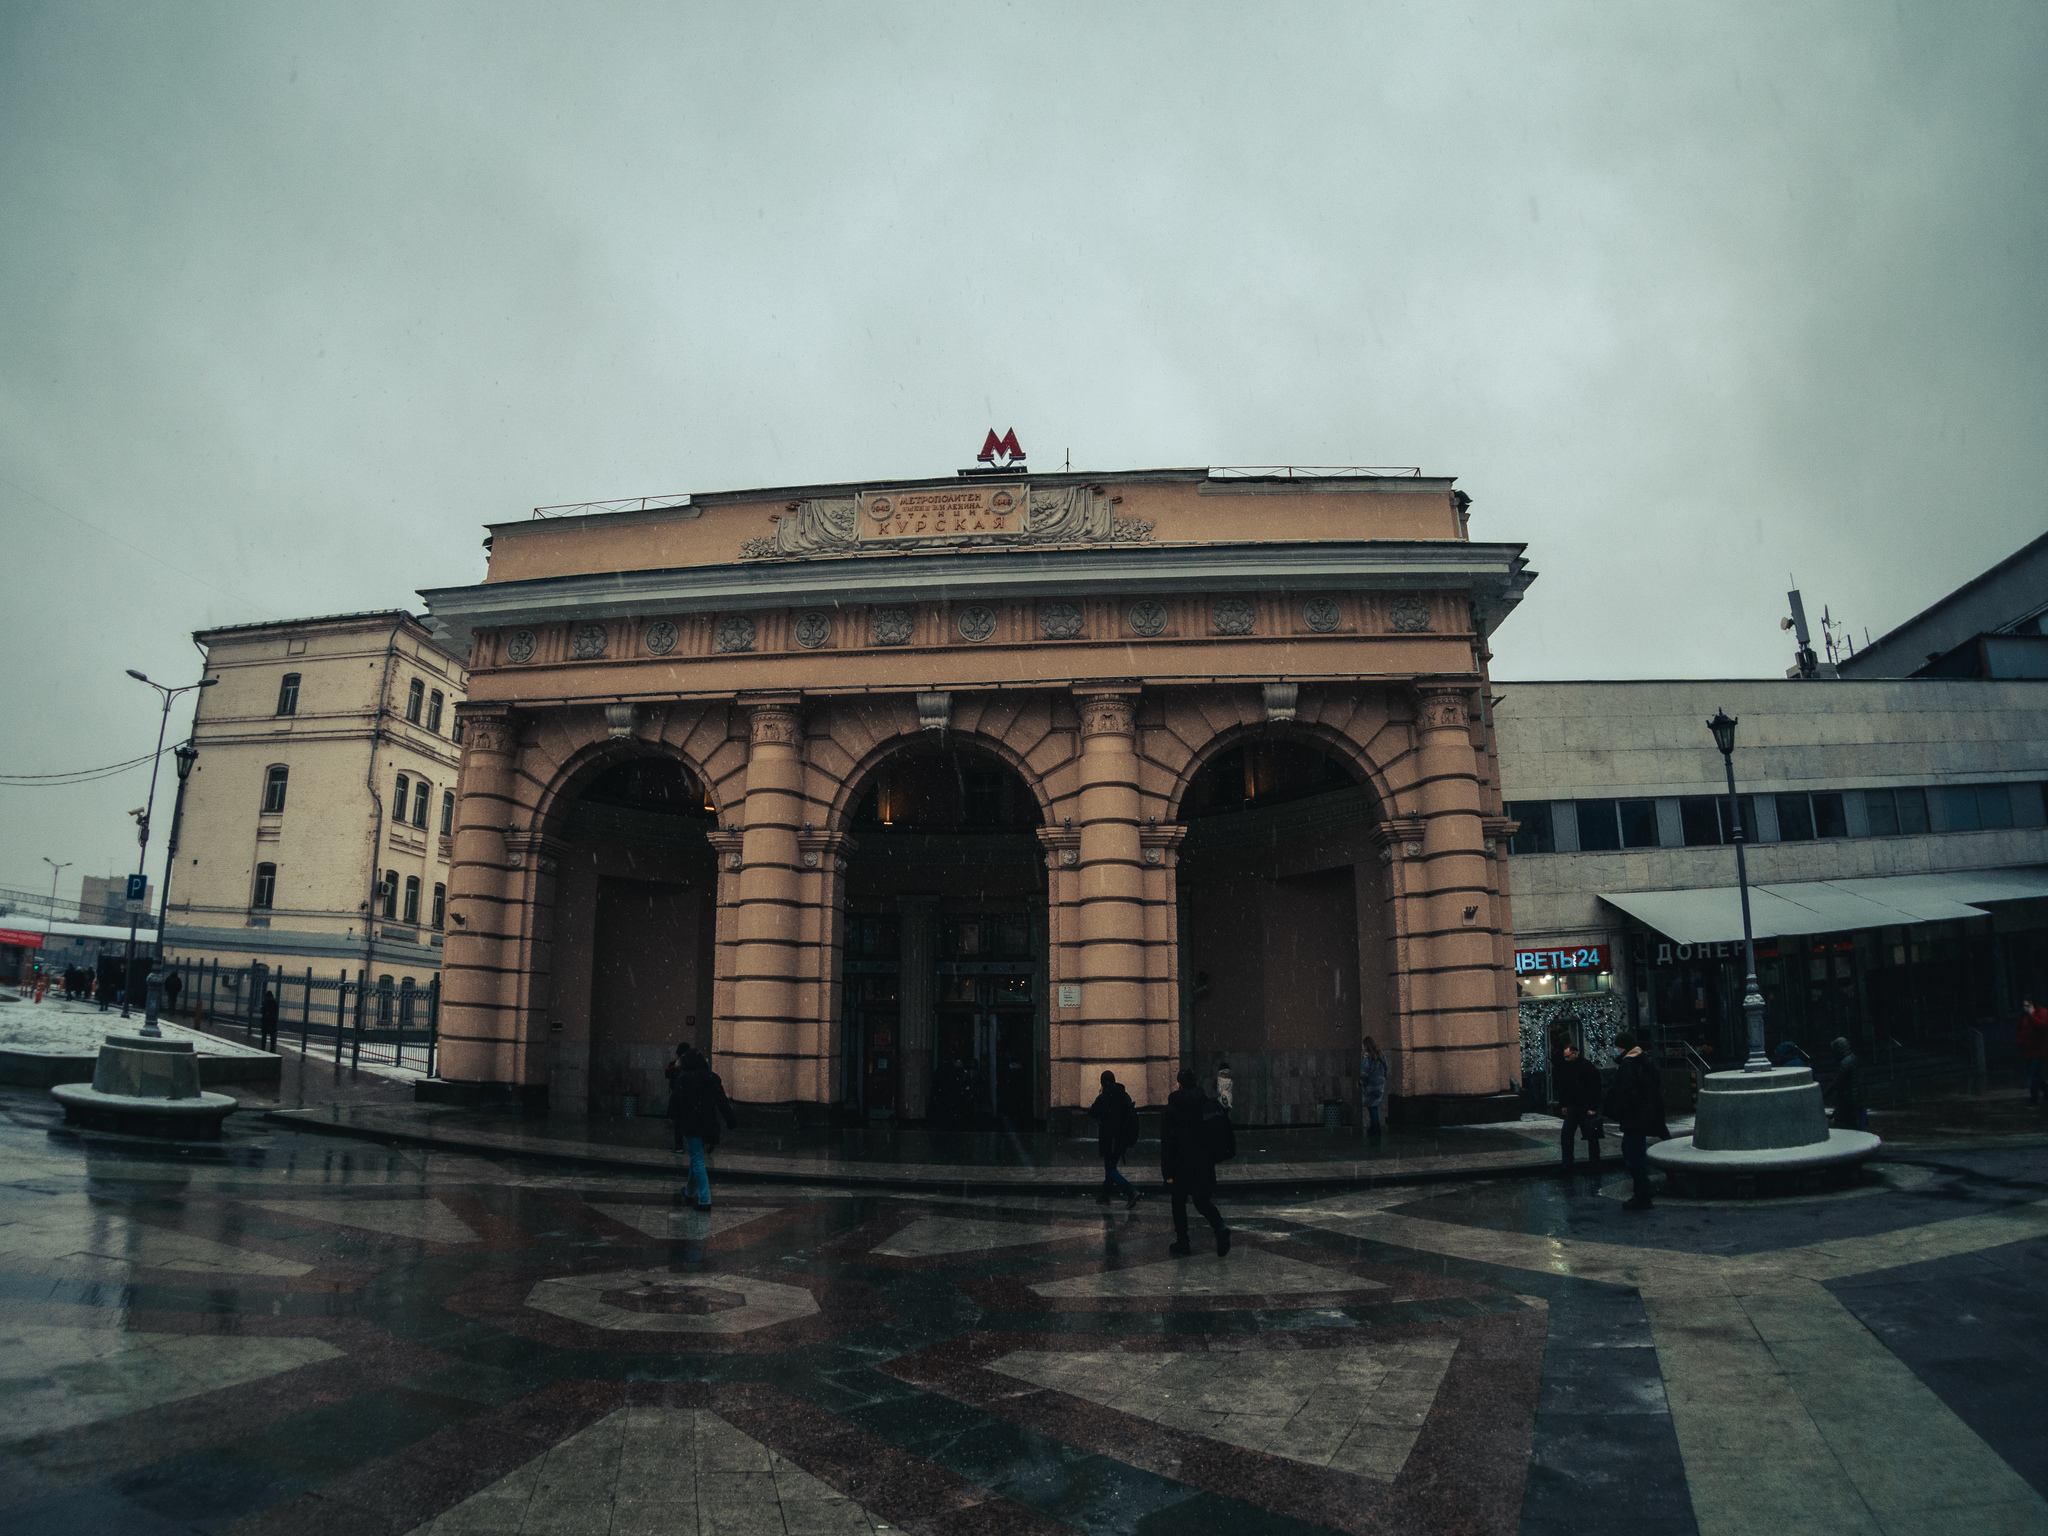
[3,1,2044,900]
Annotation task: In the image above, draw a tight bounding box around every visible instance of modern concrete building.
[1839,530,2048,680]
[1496,678,2048,1084]
[419,465,1535,1124]
[79,875,153,927]
[164,612,468,995]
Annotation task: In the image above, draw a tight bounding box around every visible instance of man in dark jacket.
[258,988,279,1051]
[2018,999,2048,1105]
[1600,1033,1669,1211]
[667,1047,738,1210]
[1554,1044,1604,1175]
[1160,1068,1230,1257]
[1088,1070,1142,1210]
[1828,1038,1865,1132]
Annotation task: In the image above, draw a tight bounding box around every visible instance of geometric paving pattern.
[990,1338,1458,1481]
[401,1405,885,1535]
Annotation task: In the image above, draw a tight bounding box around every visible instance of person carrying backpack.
[1088,1070,1143,1210]
[1160,1067,1231,1257]
[666,1046,738,1211]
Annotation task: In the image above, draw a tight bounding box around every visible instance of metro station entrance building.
[421,467,1534,1124]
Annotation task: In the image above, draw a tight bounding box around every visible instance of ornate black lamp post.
[122,671,216,1032]
[1706,710,1770,1071]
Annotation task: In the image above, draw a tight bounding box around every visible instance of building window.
[252,863,276,909]
[427,690,444,732]
[381,869,398,919]
[440,790,455,836]
[1865,787,1930,836]
[403,875,421,925]
[411,778,430,827]
[1682,794,1757,846]
[1943,783,2013,832]
[1505,801,1554,855]
[1776,791,1848,842]
[393,774,409,821]
[431,882,446,929]
[451,715,465,745]
[262,765,289,814]
[276,673,299,717]
[406,679,424,723]
[1618,799,1660,848]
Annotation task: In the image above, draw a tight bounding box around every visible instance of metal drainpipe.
[362,616,407,1023]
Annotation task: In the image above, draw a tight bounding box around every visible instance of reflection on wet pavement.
[4,1084,2048,1536]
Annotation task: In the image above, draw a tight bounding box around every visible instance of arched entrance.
[1175,737,1387,1126]
[548,753,717,1115]
[839,741,1046,1127]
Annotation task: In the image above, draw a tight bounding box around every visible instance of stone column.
[1070,686,1148,1100]
[798,828,857,1108]
[896,894,937,1120]
[439,703,522,1084]
[1406,686,1510,1099]
[1139,823,1189,1108]
[728,694,805,1104]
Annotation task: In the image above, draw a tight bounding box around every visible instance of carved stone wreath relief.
[715,616,757,654]
[1303,597,1341,633]
[792,612,832,649]
[505,629,537,664]
[1389,595,1433,633]
[957,605,996,643]
[1039,602,1084,640]
[1127,600,1167,637]
[1212,597,1255,635]
[570,624,608,660]
[871,608,913,646]
[643,621,678,655]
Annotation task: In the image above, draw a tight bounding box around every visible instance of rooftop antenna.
[1780,582,1821,679]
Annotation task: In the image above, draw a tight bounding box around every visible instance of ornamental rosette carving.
[715,616,757,654]
[957,605,996,643]
[1039,602,1084,640]
[643,620,678,655]
[571,624,608,659]
[793,611,832,649]
[1212,597,1255,635]
[505,629,537,664]
[871,608,913,646]
[1303,597,1341,633]
[1127,600,1167,637]
[1389,594,1433,633]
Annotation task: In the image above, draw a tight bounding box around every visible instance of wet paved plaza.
[6,1086,2048,1535]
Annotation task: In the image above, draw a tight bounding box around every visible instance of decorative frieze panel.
[741,483,1154,559]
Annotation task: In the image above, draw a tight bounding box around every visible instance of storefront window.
[1505,801,1554,855]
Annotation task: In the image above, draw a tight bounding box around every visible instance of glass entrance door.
[935,970,1034,1127]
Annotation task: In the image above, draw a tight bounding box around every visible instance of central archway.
[1174,735,1385,1126]
[838,740,1046,1127]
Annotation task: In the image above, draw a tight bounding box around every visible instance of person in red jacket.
[2019,999,2048,1106]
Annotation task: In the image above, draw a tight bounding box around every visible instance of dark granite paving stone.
[106,1446,316,1531]
[1539,1344,1661,1380]
[1827,1239,2048,1497]
[1520,1516,1699,1536]
[6,1480,210,1536]
[1519,1414,1695,1522]
[1537,1369,1671,1416]
[1131,1490,1337,1535]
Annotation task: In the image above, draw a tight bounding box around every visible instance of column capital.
[1072,685,1140,738]
[454,702,519,755]
[737,691,804,748]
[1413,685,1473,733]
[800,829,859,872]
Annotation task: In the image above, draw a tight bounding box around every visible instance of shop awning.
[1599,867,2048,945]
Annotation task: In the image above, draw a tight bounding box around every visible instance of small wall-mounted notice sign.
[1057,983,1081,1009]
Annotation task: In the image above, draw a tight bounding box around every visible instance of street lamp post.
[150,741,201,1028]
[42,857,71,921]
[1706,710,1771,1072]
[122,670,216,1034]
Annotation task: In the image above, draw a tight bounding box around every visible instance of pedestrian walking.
[2018,999,2048,1106]
[1214,1061,1234,1111]
[1828,1037,1865,1132]
[163,967,182,1018]
[1555,1043,1604,1175]
[1360,1037,1388,1138]
[1087,1070,1142,1209]
[259,987,279,1051]
[1161,1067,1231,1257]
[666,1046,738,1211]
[1600,1032,1668,1211]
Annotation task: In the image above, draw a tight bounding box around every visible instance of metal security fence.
[163,956,440,1076]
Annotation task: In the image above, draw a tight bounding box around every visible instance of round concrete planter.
[1646,1064,1882,1197]
[47,1035,238,1140]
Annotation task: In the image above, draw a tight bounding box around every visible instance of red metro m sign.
[977,429,1025,468]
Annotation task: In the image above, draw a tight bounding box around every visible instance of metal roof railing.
[533,494,693,519]
[1207,465,1422,478]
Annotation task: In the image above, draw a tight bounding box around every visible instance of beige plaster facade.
[166,613,468,988]
[421,468,1534,1122]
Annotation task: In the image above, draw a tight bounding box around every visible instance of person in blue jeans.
[1087,1070,1142,1210]
[665,1046,737,1210]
